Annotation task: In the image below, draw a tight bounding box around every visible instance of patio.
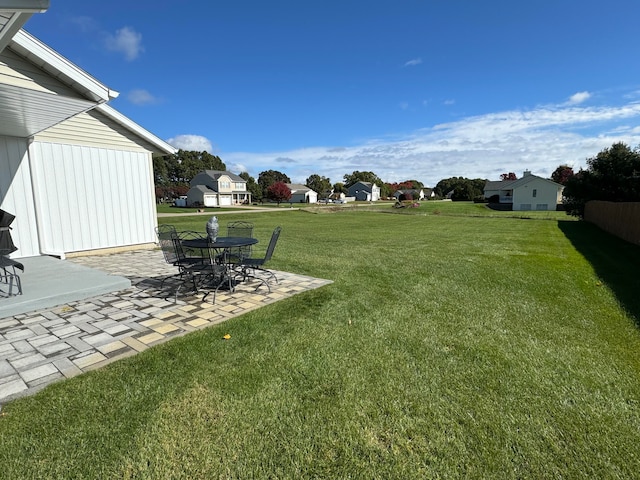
[0,249,332,403]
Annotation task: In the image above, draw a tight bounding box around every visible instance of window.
[536,204,548,210]
[219,181,230,189]
[532,189,537,197]
[235,182,245,190]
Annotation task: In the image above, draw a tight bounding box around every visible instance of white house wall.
[512,177,561,211]
[29,141,156,254]
[0,135,40,257]
[34,109,157,152]
[0,47,80,97]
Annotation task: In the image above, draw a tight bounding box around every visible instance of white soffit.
[0,28,121,137]
[0,82,96,137]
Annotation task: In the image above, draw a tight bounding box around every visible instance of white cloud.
[105,27,144,61]
[568,91,591,105]
[166,134,213,153]
[403,58,422,67]
[127,89,159,106]
[221,100,640,187]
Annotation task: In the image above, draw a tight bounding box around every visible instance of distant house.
[187,170,250,207]
[393,188,435,201]
[286,184,318,203]
[348,181,380,201]
[484,170,563,211]
[0,9,176,259]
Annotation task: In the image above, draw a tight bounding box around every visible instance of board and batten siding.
[0,135,40,257]
[29,141,156,254]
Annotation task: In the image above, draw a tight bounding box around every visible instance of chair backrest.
[156,225,179,265]
[227,221,254,259]
[227,221,253,238]
[263,226,282,262]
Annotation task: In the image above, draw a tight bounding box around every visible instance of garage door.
[219,196,232,206]
[203,195,218,207]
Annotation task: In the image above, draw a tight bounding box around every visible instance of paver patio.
[0,249,332,403]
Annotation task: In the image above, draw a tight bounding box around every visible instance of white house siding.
[0,47,81,97]
[512,177,561,211]
[34,110,156,152]
[29,141,156,254]
[0,135,40,257]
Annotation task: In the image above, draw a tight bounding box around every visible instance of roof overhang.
[0,82,97,137]
[0,28,119,137]
[0,1,49,51]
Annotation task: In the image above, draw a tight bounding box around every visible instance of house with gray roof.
[484,170,563,211]
[286,184,318,204]
[187,170,250,207]
[347,181,380,201]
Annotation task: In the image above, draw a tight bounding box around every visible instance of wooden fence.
[584,201,640,246]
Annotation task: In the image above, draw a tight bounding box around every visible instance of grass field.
[1,205,639,478]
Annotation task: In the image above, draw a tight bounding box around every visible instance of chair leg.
[239,267,273,293]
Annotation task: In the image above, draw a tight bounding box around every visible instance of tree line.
[153,142,640,213]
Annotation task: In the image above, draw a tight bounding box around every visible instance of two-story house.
[187,170,250,207]
[347,181,381,201]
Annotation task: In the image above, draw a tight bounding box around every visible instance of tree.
[239,171,262,202]
[550,165,575,185]
[266,181,292,205]
[152,150,226,202]
[306,174,332,198]
[258,170,291,193]
[333,182,347,194]
[434,177,486,201]
[563,142,640,217]
[500,172,517,181]
[343,171,383,188]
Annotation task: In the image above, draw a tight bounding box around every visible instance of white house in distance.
[286,184,318,204]
[347,181,381,201]
[0,3,176,259]
[483,170,564,211]
[187,170,250,207]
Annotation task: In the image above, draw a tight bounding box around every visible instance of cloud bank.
[219,98,640,187]
[166,134,213,153]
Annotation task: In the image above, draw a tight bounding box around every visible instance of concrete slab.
[0,256,130,318]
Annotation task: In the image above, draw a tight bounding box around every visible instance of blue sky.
[24,0,640,186]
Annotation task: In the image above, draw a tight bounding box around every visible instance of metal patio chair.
[236,226,282,291]
[155,225,210,300]
[225,221,254,264]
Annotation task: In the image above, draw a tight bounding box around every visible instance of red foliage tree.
[266,181,292,205]
[551,165,575,185]
[500,172,518,181]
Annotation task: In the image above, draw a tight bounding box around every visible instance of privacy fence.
[584,201,640,246]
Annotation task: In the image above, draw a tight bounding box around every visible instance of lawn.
[1,206,640,478]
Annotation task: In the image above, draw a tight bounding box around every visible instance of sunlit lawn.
[1,204,639,478]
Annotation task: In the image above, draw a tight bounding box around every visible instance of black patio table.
[181,236,259,302]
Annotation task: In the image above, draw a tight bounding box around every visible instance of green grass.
[1,208,640,478]
[156,204,238,214]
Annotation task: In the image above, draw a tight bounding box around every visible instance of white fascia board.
[11,29,118,102]
[96,104,177,155]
